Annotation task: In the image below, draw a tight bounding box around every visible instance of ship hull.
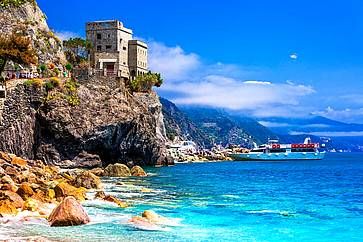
[230,152,325,161]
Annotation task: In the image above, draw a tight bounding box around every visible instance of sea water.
[2,153,363,241]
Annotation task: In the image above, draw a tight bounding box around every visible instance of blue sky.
[38,0,363,124]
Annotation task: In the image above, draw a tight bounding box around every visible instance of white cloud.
[289,131,363,137]
[54,31,80,41]
[290,53,298,60]
[258,121,290,127]
[163,75,314,111]
[148,41,315,117]
[148,41,201,80]
[312,107,363,123]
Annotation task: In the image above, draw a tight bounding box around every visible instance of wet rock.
[104,163,131,177]
[54,182,87,201]
[95,192,128,208]
[72,171,102,189]
[0,152,11,163]
[89,167,104,177]
[0,175,17,192]
[142,210,168,224]
[71,152,102,169]
[0,200,18,215]
[0,191,24,209]
[48,196,90,227]
[17,182,35,200]
[23,198,39,212]
[11,156,27,167]
[131,166,147,177]
[94,191,105,199]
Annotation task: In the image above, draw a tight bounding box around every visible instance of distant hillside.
[180,106,277,147]
[160,98,211,147]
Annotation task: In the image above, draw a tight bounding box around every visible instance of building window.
[97,33,102,40]
[106,45,112,50]
[107,34,111,38]
[123,46,127,51]
[97,45,102,51]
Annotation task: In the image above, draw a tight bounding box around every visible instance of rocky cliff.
[0,79,172,167]
[0,0,66,65]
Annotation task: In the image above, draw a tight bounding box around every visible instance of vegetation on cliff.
[130,71,163,92]
[0,30,38,76]
[0,0,36,8]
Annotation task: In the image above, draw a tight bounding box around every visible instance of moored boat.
[229,138,325,161]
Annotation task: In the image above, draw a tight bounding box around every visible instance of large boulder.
[104,163,131,177]
[11,156,27,167]
[69,152,102,169]
[17,182,35,200]
[0,191,24,209]
[48,196,90,227]
[0,200,18,215]
[131,166,147,177]
[72,171,102,189]
[142,210,168,224]
[54,182,87,201]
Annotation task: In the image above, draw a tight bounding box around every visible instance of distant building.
[86,20,148,80]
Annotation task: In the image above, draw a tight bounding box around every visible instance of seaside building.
[86,20,148,80]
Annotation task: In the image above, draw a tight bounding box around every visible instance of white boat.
[230,138,325,161]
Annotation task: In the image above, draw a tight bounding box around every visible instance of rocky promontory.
[0,79,172,167]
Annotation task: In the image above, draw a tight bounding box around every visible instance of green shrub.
[24,78,43,88]
[44,81,54,91]
[65,63,72,71]
[130,71,164,92]
[49,77,61,88]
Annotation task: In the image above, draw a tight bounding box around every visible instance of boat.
[229,138,325,161]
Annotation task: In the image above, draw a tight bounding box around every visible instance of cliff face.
[0,1,66,65]
[0,80,172,167]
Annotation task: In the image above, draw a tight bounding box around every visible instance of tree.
[0,31,37,76]
[63,38,92,66]
[130,71,164,92]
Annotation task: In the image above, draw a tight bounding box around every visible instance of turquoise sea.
[2,153,363,241]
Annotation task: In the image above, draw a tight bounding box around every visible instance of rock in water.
[104,163,131,177]
[131,166,147,177]
[72,171,102,189]
[54,182,87,201]
[48,196,90,227]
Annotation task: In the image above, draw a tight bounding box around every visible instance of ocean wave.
[246,209,295,217]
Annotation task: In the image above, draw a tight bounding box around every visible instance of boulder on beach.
[48,196,90,227]
[70,152,102,169]
[11,156,27,167]
[54,182,87,201]
[131,166,147,177]
[0,191,24,209]
[104,163,131,177]
[0,200,18,215]
[17,182,35,200]
[72,171,102,189]
[89,167,104,177]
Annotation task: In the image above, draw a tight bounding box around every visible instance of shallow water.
[2,153,363,241]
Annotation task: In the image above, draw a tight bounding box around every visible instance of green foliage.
[0,0,35,8]
[63,38,92,66]
[130,71,164,92]
[65,63,72,71]
[23,78,43,88]
[39,64,47,72]
[63,78,80,106]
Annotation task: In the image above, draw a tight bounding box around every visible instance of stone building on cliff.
[86,20,148,80]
